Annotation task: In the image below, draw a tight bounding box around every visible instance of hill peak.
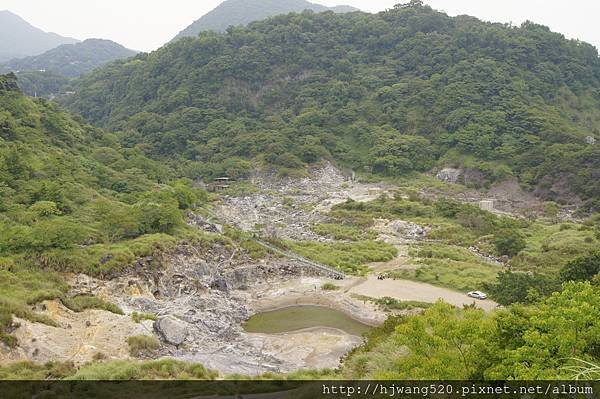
[172,0,359,41]
[0,10,78,63]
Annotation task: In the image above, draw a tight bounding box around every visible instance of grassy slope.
[322,193,598,291]
[0,74,206,345]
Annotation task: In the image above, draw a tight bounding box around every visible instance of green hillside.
[0,1,599,382]
[172,0,358,40]
[0,73,203,346]
[63,2,600,207]
[0,39,137,78]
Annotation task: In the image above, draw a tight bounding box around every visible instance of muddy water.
[242,305,372,337]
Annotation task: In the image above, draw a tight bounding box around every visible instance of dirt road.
[347,275,498,311]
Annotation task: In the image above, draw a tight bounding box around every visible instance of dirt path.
[347,275,498,311]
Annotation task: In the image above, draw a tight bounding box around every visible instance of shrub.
[172,182,198,210]
[560,252,600,283]
[135,201,182,234]
[321,283,340,291]
[29,201,61,218]
[131,312,157,323]
[373,297,432,311]
[493,229,526,257]
[483,271,559,305]
[127,335,160,357]
[95,201,142,242]
[69,359,217,380]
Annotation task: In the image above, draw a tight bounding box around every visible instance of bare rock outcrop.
[154,316,189,346]
[436,168,462,183]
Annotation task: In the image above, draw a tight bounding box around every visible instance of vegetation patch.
[386,243,501,292]
[286,240,397,275]
[0,260,66,345]
[341,282,600,379]
[127,335,161,357]
[68,359,218,380]
[61,295,123,315]
[131,312,157,323]
[0,361,76,380]
[321,283,340,291]
[372,297,432,312]
[0,359,218,381]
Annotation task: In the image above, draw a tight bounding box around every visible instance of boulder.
[436,168,462,183]
[154,316,188,346]
[211,278,229,292]
[389,220,426,239]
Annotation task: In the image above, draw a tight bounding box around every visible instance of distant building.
[479,200,494,212]
[208,177,232,192]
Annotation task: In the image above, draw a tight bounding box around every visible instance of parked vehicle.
[467,291,488,300]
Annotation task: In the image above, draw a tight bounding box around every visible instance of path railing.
[253,239,345,280]
[197,207,345,280]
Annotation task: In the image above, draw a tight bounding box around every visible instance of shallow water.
[242,305,372,336]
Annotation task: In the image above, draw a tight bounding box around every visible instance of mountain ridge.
[63,4,600,206]
[172,0,359,41]
[0,38,137,78]
[0,10,78,62]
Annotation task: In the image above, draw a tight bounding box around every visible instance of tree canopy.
[62,3,600,206]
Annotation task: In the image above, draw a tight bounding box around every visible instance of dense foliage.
[10,70,70,98]
[342,282,600,379]
[64,1,600,206]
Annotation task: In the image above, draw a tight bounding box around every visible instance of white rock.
[154,316,188,346]
[436,168,462,183]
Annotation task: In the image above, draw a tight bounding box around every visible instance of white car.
[467,291,488,300]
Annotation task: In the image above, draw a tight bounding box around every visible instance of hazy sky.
[0,0,598,52]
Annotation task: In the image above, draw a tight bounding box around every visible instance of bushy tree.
[95,201,142,243]
[135,201,181,234]
[389,302,496,379]
[486,282,600,379]
[29,201,61,218]
[494,229,526,257]
[560,251,600,283]
[370,135,435,175]
[172,181,198,210]
[484,271,558,305]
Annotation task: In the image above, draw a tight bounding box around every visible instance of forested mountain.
[6,70,70,98]
[172,0,358,40]
[0,39,137,78]
[63,2,600,208]
[0,11,78,63]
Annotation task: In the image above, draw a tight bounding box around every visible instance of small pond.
[242,305,372,336]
